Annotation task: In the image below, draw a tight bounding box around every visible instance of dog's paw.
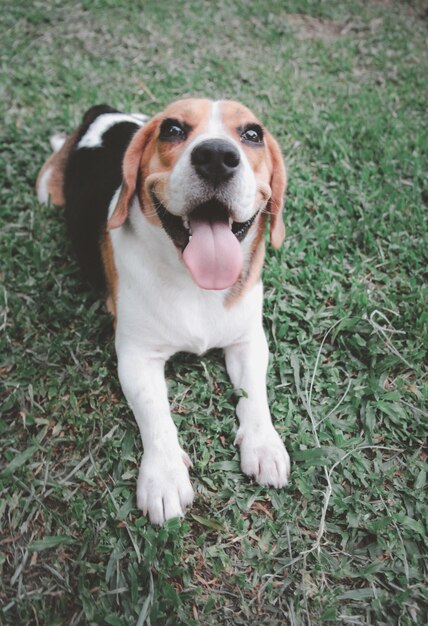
[235,426,290,488]
[136,448,194,524]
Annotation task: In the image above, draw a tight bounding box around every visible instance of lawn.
[0,0,427,624]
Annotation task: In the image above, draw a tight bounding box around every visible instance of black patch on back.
[64,106,142,290]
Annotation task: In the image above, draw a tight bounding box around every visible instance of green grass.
[1,0,427,624]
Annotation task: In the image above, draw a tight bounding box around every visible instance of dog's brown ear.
[265,131,287,248]
[108,117,159,230]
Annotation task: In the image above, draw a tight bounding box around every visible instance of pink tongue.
[182,218,243,290]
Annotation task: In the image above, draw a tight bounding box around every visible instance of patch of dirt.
[285,14,383,42]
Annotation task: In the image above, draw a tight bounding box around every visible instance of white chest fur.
[111,198,263,358]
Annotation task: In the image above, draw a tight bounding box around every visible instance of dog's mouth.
[151,193,258,290]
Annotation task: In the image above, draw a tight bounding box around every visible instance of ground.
[0,0,427,624]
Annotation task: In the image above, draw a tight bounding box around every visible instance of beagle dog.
[36,99,290,524]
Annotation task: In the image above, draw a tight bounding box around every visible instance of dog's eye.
[159,119,188,142]
[240,124,264,145]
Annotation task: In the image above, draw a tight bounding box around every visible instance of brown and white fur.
[36,98,290,524]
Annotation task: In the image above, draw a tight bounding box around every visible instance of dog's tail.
[49,132,67,153]
[36,129,78,206]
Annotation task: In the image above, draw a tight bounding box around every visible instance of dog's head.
[109,98,286,290]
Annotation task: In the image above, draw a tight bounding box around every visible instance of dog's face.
[109,99,286,289]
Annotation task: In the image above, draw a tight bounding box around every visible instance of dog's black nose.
[191,139,240,184]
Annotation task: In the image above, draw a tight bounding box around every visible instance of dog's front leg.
[117,346,194,524]
[225,324,290,488]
